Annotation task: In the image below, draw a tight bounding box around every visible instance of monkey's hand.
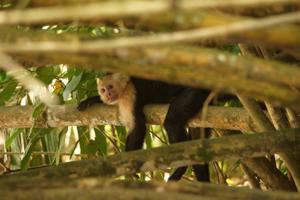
[77,96,102,111]
[77,100,90,111]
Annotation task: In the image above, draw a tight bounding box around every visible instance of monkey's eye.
[100,88,105,93]
[107,84,113,90]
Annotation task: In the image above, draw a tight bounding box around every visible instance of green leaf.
[63,72,83,100]
[20,132,41,171]
[0,70,6,82]
[115,126,127,151]
[145,126,153,149]
[40,128,57,165]
[95,126,107,156]
[5,128,23,148]
[86,139,98,155]
[69,127,79,159]
[0,80,17,104]
[36,66,61,84]
[62,67,78,79]
[224,99,242,107]
[54,128,67,165]
[32,102,46,119]
[78,126,89,154]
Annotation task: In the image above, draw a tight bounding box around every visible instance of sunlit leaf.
[78,126,89,154]
[36,66,61,84]
[95,126,107,156]
[40,128,57,165]
[32,102,46,119]
[0,80,17,104]
[20,132,41,171]
[145,126,153,149]
[63,72,83,100]
[5,128,23,148]
[115,126,127,151]
[0,70,6,82]
[86,139,98,155]
[55,128,67,165]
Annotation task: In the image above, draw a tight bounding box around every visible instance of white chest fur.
[118,82,136,132]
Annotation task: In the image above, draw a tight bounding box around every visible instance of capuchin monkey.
[78,73,210,182]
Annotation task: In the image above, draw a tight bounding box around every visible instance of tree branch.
[1,177,300,200]
[1,0,299,25]
[0,105,256,131]
[6,0,300,8]
[1,12,300,48]
[238,44,300,191]
[8,49,300,112]
[2,129,299,180]
[3,9,300,48]
[123,10,300,48]
[0,52,59,105]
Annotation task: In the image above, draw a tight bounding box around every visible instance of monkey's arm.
[77,96,102,111]
[125,104,147,151]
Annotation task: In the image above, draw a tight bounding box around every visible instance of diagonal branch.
[0,52,58,105]
[2,129,299,180]
[8,49,300,111]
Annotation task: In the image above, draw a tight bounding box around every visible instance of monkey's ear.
[96,78,102,85]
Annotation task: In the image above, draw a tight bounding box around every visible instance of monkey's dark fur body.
[78,75,210,182]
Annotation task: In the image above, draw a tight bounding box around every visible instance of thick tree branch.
[1,28,300,109]
[124,10,300,48]
[0,105,256,131]
[1,28,300,91]
[8,50,300,112]
[3,44,300,90]
[1,177,300,200]
[243,157,296,191]
[2,129,299,180]
[217,129,296,191]
[239,45,300,191]
[6,0,299,8]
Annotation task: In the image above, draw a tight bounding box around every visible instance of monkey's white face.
[97,73,129,105]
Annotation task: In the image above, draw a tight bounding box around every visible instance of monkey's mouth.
[106,94,118,105]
